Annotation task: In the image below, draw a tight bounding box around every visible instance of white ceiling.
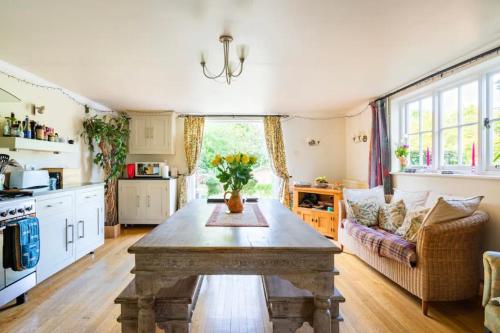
[1,0,500,116]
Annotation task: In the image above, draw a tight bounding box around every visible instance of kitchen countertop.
[118,177,177,180]
[32,182,105,197]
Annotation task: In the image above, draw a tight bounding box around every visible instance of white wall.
[0,74,102,183]
[344,104,371,182]
[282,117,346,183]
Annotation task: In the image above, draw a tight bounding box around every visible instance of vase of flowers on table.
[395,144,409,171]
[211,153,257,213]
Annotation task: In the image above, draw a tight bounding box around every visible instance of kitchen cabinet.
[36,184,105,283]
[128,112,176,154]
[36,193,75,283]
[118,179,177,225]
[74,188,104,260]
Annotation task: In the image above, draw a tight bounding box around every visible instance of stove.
[0,197,37,307]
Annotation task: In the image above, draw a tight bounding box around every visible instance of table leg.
[136,273,156,333]
[279,272,334,333]
[313,295,331,333]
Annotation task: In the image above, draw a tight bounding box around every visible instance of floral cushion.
[347,199,380,227]
[378,200,406,232]
[395,207,430,242]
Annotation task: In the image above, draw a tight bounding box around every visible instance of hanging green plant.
[81,113,130,226]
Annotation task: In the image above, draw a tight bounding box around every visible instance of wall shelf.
[0,137,78,153]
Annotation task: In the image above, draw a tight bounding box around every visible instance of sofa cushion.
[395,207,430,242]
[485,303,500,333]
[377,228,417,267]
[345,219,385,253]
[343,186,385,218]
[378,200,406,232]
[423,196,484,226]
[392,189,429,210]
[348,199,380,226]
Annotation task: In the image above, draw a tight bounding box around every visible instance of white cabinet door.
[127,113,176,154]
[128,116,149,153]
[36,195,74,283]
[148,115,175,154]
[119,181,143,222]
[145,181,167,221]
[74,208,98,260]
[75,187,105,260]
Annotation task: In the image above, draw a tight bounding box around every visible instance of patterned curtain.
[263,116,291,207]
[369,98,392,194]
[178,116,205,208]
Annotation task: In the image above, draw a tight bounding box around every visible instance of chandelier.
[200,35,246,85]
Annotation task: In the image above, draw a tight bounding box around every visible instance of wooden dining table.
[128,199,341,333]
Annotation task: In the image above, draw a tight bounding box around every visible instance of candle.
[426,146,430,167]
[472,142,476,167]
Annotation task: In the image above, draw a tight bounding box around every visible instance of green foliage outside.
[197,122,273,198]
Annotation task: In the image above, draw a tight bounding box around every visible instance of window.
[397,63,500,173]
[195,120,275,199]
[403,97,433,166]
[487,71,500,169]
[439,81,479,167]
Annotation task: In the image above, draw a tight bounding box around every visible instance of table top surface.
[129,199,341,254]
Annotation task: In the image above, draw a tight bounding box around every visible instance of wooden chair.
[262,272,344,333]
[115,275,203,333]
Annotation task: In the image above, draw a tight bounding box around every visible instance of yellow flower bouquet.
[210,152,257,213]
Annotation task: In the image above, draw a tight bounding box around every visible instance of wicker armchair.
[483,251,500,333]
[340,197,488,315]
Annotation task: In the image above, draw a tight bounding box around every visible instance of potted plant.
[395,144,409,171]
[314,176,329,188]
[210,153,257,213]
[81,113,130,238]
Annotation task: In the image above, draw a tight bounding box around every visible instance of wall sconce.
[352,132,368,144]
[29,104,45,115]
[307,138,320,146]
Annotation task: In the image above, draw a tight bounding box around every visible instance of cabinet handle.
[136,195,140,208]
[147,195,150,207]
[85,194,97,199]
[97,207,100,235]
[65,219,68,251]
[78,220,85,239]
[150,127,154,138]
[145,127,149,139]
[68,223,74,246]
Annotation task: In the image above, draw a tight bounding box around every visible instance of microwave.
[135,162,164,177]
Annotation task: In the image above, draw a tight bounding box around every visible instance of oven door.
[0,226,5,290]
[0,224,36,289]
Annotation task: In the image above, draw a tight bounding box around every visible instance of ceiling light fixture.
[200,35,246,85]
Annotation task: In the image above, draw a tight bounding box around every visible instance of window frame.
[395,64,500,174]
[437,78,481,170]
[402,95,434,167]
[486,70,500,171]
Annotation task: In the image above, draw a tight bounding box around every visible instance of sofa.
[483,251,500,333]
[339,194,488,315]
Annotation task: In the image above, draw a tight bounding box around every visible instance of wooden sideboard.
[292,186,343,240]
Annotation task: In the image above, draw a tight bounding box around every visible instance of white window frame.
[402,96,433,167]
[486,70,500,171]
[437,78,480,170]
[394,58,500,174]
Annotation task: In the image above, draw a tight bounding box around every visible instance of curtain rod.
[374,44,500,103]
[177,114,289,118]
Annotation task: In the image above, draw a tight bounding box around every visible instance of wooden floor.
[0,227,483,333]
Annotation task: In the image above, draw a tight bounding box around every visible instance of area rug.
[206,204,269,227]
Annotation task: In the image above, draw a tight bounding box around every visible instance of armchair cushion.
[483,251,500,306]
